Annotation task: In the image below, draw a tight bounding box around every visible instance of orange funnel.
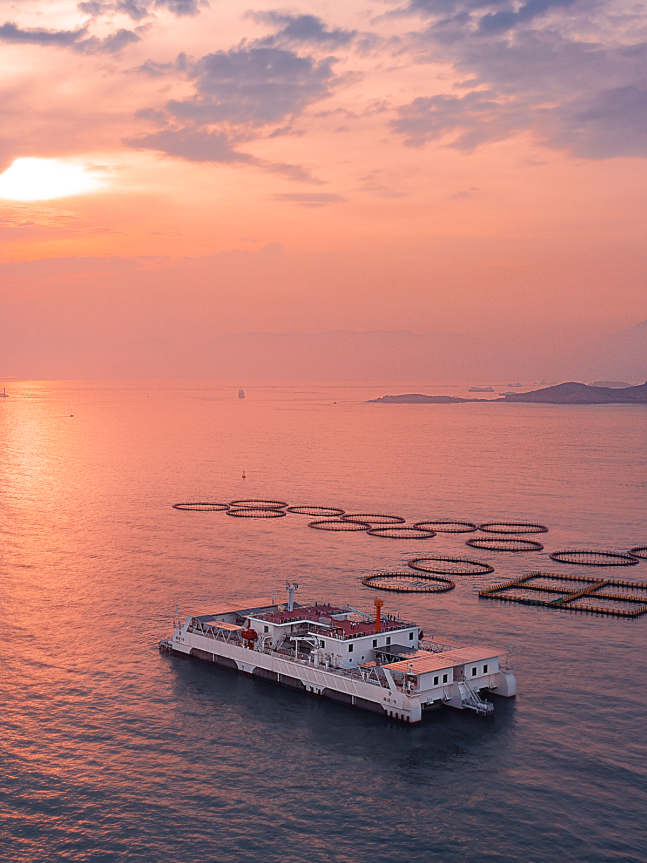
[374,598,384,633]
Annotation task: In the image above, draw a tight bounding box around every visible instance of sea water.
[1,381,646,862]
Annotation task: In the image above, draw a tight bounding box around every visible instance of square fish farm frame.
[479,572,647,617]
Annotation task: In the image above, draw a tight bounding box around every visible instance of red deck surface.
[251,604,413,640]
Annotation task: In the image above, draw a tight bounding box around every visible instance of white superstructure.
[160,587,516,723]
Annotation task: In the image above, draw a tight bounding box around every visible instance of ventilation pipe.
[286,581,299,611]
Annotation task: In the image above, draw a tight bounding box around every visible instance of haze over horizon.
[1,1,646,378]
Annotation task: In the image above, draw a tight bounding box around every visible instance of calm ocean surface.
[1,381,646,862]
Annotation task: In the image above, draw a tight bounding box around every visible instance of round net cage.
[408,556,495,575]
[343,513,406,525]
[550,549,639,566]
[413,520,478,533]
[367,526,436,539]
[467,537,544,552]
[229,498,288,510]
[172,502,230,512]
[479,521,548,535]
[287,505,345,517]
[308,518,371,531]
[226,507,287,519]
[361,572,455,593]
[630,546,647,560]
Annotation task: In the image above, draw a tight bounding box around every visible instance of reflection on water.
[1,381,646,862]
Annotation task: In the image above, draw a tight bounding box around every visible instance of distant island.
[499,381,647,403]
[368,381,647,405]
[369,393,482,404]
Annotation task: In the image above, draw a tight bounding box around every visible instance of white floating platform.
[160,592,515,723]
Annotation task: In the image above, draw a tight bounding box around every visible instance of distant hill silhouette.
[368,394,480,404]
[368,382,647,405]
[499,381,647,404]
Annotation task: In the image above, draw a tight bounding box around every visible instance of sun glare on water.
[0,157,103,201]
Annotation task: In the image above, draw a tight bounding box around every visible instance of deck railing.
[185,622,397,688]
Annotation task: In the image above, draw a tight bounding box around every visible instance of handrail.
[185,624,390,687]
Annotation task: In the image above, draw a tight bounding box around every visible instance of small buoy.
[242,470,246,479]
[70,414,74,417]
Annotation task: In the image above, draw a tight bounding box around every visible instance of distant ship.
[238,388,245,399]
[468,386,493,393]
[507,383,522,388]
[0,387,7,398]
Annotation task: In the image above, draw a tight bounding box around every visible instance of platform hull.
[165,633,423,722]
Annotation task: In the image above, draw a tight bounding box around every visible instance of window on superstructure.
[472,667,477,676]
[348,644,354,652]
[483,664,488,673]
[409,632,414,640]
[386,637,391,645]
[264,625,268,633]
[443,674,448,683]
[373,639,377,647]
[434,676,439,685]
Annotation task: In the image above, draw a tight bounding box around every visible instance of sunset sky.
[1,0,646,359]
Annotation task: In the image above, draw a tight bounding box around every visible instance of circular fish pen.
[550,549,639,566]
[287,505,345,517]
[413,520,478,533]
[467,537,544,552]
[226,507,287,518]
[408,556,495,575]
[172,502,230,512]
[361,572,455,593]
[229,498,288,510]
[308,518,371,531]
[479,521,548,535]
[342,513,405,525]
[630,546,647,560]
[367,526,436,539]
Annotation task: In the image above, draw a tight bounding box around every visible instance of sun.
[0,157,104,201]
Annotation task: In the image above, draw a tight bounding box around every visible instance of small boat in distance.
[238,388,245,399]
[468,386,494,393]
[0,387,8,398]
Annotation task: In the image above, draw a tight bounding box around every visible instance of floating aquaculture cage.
[479,521,548,535]
[229,498,288,510]
[550,549,638,567]
[172,502,230,511]
[630,546,647,560]
[467,537,544,552]
[479,571,647,617]
[308,519,371,531]
[408,556,494,575]
[367,526,436,539]
[413,520,478,533]
[227,508,287,518]
[287,505,345,517]
[342,513,405,525]
[361,572,455,593]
